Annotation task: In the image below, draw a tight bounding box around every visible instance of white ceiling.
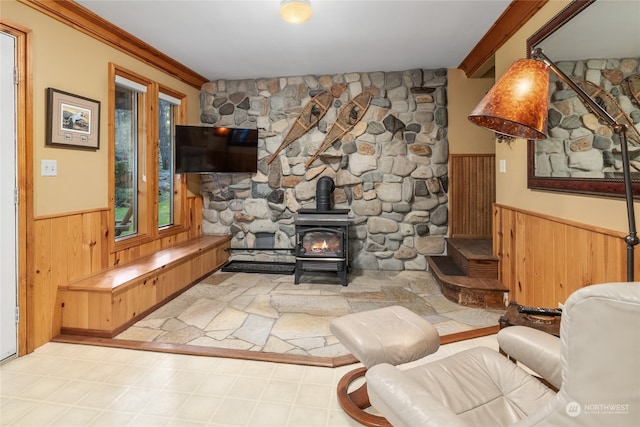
[75,0,512,81]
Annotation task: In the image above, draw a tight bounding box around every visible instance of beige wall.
[8,0,633,233]
[2,0,201,217]
[494,0,639,234]
[447,68,495,155]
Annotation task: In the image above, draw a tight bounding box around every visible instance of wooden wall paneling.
[66,214,85,282]
[565,226,590,300]
[32,219,52,348]
[589,232,607,286]
[512,211,526,303]
[450,154,495,239]
[492,205,501,279]
[50,217,69,287]
[551,223,568,308]
[528,215,542,304]
[537,215,555,305]
[100,210,110,268]
[522,212,538,304]
[591,232,626,284]
[506,210,518,298]
[609,234,628,281]
[159,234,177,249]
[482,157,495,236]
[451,155,463,237]
[190,197,203,238]
[494,204,636,308]
[494,205,516,292]
[49,217,69,337]
[82,211,104,275]
[115,245,141,267]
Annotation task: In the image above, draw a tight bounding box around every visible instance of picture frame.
[526,0,640,199]
[46,88,100,150]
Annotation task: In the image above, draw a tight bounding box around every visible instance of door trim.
[1,20,33,356]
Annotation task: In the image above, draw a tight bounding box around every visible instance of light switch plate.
[499,159,506,174]
[41,159,57,176]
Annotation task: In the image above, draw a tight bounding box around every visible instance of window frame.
[109,63,188,253]
[157,84,188,238]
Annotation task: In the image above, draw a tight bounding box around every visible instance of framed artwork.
[46,88,100,150]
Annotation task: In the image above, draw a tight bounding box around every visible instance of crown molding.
[18,0,208,89]
[459,0,549,78]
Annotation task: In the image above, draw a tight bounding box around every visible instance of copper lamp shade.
[468,59,550,140]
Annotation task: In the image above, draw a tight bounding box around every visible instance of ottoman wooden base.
[336,367,390,427]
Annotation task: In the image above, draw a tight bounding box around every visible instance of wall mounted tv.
[175,125,258,173]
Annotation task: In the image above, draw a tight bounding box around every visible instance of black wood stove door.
[296,227,346,259]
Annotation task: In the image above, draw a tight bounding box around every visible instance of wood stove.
[294,176,349,286]
[294,209,350,286]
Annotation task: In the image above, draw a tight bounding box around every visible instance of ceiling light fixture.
[280,0,313,24]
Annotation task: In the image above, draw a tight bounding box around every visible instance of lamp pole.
[532,48,638,281]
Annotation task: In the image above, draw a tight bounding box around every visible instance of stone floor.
[115,269,505,358]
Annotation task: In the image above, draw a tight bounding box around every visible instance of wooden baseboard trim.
[53,334,358,367]
[440,325,500,345]
[53,325,500,368]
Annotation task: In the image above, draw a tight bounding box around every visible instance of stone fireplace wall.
[199,68,449,270]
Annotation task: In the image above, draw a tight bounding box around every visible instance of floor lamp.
[468,47,638,282]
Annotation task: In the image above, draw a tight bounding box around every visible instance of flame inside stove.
[311,240,328,253]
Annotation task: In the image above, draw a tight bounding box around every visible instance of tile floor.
[1,335,500,426]
[115,270,504,358]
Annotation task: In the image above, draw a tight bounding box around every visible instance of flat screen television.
[174,125,258,173]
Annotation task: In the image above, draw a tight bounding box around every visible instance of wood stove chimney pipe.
[316,176,335,211]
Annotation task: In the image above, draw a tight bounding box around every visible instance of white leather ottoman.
[330,306,440,426]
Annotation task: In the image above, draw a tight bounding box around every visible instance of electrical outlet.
[41,159,57,176]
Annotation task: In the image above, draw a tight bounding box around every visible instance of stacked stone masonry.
[199,68,449,271]
[537,57,640,178]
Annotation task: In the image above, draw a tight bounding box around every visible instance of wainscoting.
[30,197,205,348]
[449,154,495,239]
[493,204,638,307]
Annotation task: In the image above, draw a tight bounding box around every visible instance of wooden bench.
[58,234,231,338]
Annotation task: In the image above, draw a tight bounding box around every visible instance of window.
[158,91,181,229]
[110,64,187,250]
[114,75,147,239]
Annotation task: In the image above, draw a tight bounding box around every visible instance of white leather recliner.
[365,282,640,426]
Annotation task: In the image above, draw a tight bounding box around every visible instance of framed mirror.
[526,0,640,198]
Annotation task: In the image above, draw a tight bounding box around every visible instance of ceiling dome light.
[280,0,312,24]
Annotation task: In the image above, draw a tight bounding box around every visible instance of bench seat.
[58,234,231,338]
